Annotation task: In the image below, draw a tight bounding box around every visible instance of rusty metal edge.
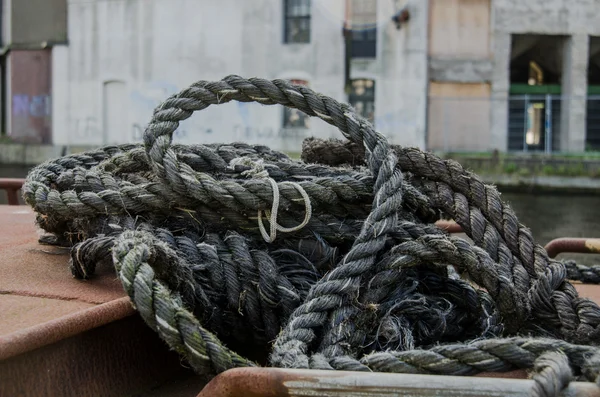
[0,296,135,361]
[435,220,600,260]
[0,178,25,189]
[0,314,199,397]
[546,238,600,259]
[196,367,600,397]
[435,219,464,234]
[0,178,25,205]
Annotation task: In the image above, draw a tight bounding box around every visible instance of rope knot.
[229,157,270,179]
[229,157,313,243]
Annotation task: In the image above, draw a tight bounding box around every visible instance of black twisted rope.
[22,76,600,396]
[563,260,600,284]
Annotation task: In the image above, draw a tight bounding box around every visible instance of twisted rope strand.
[22,76,600,392]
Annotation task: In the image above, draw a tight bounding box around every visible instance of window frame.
[283,0,311,44]
[348,78,376,123]
[349,0,377,58]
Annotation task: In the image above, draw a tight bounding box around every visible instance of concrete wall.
[429,0,491,59]
[493,0,600,36]
[349,0,429,148]
[427,82,491,151]
[428,0,492,83]
[11,0,67,45]
[51,0,428,151]
[426,0,493,151]
[0,143,65,165]
[560,34,589,151]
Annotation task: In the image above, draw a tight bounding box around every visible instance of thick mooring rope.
[23,76,600,396]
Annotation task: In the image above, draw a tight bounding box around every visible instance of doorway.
[508,35,565,152]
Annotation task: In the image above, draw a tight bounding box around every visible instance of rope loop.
[257,179,312,243]
[229,157,313,243]
[21,76,600,393]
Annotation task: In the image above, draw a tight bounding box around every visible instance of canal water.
[1,165,598,263]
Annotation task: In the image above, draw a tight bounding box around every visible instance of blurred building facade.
[1,0,599,153]
[427,0,600,153]
[1,0,67,144]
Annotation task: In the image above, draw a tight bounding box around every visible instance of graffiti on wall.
[11,94,53,144]
[234,101,309,142]
[71,116,99,139]
[130,123,207,141]
[10,49,53,144]
[62,81,419,148]
[374,111,418,140]
[12,94,52,118]
[66,111,414,146]
[130,81,182,141]
[130,82,179,112]
[232,125,308,140]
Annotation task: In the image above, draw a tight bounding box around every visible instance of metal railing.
[0,178,25,205]
[436,220,600,258]
[507,94,562,153]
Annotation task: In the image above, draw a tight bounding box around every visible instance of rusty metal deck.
[0,205,133,356]
[0,205,202,396]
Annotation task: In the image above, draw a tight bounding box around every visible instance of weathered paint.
[9,50,52,144]
[427,82,492,151]
[429,0,491,59]
[586,239,600,254]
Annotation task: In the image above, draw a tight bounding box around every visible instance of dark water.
[501,192,600,265]
[0,165,31,179]
[1,165,598,261]
[502,193,600,245]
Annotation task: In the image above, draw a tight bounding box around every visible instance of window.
[350,0,377,58]
[283,79,310,128]
[526,103,544,146]
[284,0,311,44]
[348,79,375,122]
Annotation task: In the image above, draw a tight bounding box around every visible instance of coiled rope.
[22,76,600,396]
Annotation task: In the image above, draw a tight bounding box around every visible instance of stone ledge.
[429,58,493,83]
[0,143,65,165]
[481,174,600,195]
[0,143,102,166]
